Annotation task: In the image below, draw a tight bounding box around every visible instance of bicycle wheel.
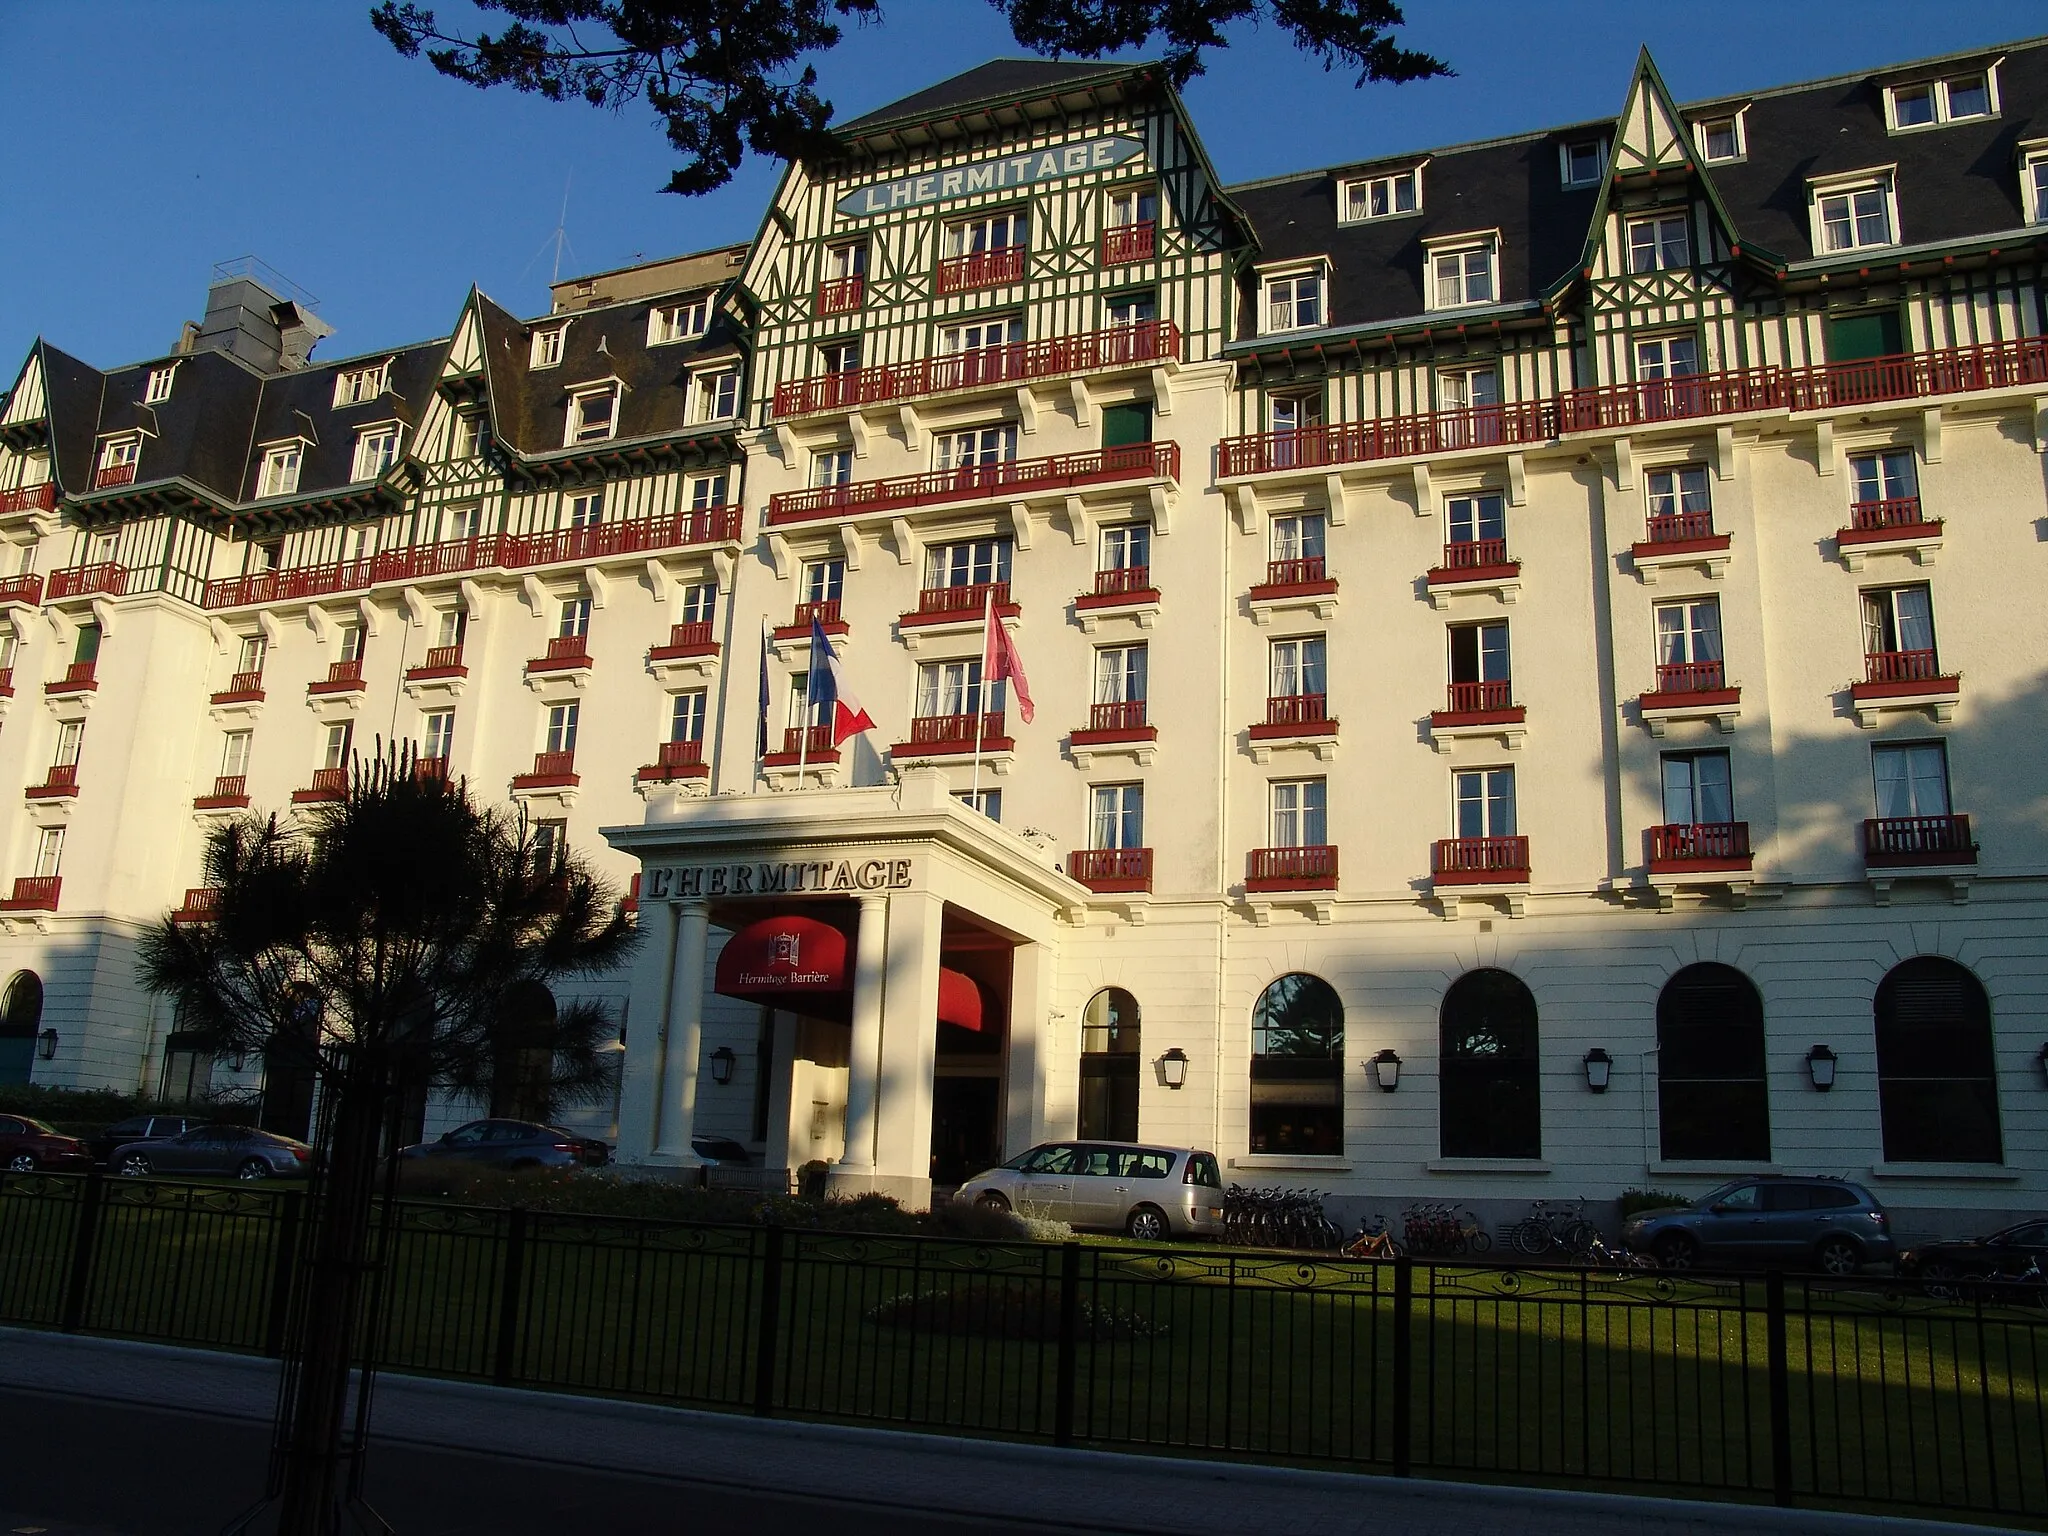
[1468,1229,1493,1254]
[1511,1220,1550,1257]
[1562,1220,1600,1257]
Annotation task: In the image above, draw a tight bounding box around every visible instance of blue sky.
[1,1,2039,373]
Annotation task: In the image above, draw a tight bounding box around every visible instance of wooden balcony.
[892,712,1010,757]
[405,645,467,682]
[1,876,59,912]
[636,738,707,783]
[94,462,138,489]
[815,275,864,316]
[769,441,1178,527]
[1630,509,1731,582]
[1250,692,1336,745]
[1083,700,1148,735]
[1431,835,1531,886]
[771,321,1179,419]
[47,563,127,601]
[503,507,742,570]
[1639,660,1740,733]
[1643,508,1716,545]
[194,774,249,810]
[901,580,1015,632]
[1101,222,1157,265]
[210,670,266,705]
[1850,651,1959,724]
[775,598,846,640]
[44,661,97,696]
[0,484,57,516]
[762,723,837,768]
[1865,814,1976,868]
[308,659,365,696]
[0,575,42,607]
[172,887,222,925]
[935,243,1025,295]
[1432,679,1523,726]
[1647,822,1753,875]
[25,764,77,800]
[1837,496,1943,568]
[1070,846,1152,893]
[526,635,593,674]
[1429,538,1516,582]
[512,750,579,791]
[414,756,451,785]
[0,667,12,698]
[1220,403,1556,477]
[291,767,349,804]
[1246,845,1337,893]
[1075,564,1161,631]
[648,622,719,661]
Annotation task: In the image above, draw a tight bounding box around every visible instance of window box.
[1247,556,1338,625]
[1639,661,1741,735]
[769,442,1178,527]
[405,645,467,683]
[1246,845,1337,893]
[44,661,97,697]
[172,888,222,925]
[210,671,266,706]
[1428,681,1526,752]
[637,739,708,783]
[193,775,249,812]
[47,564,127,602]
[26,764,77,801]
[1431,835,1530,887]
[1101,223,1156,265]
[1070,846,1152,893]
[512,750,580,791]
[1647,821,1753,875]
[0,876,59,912]
[891,711,1011,758]
[1865,814,1976,869]
[292,767,349,805]
[1425,539,1520,607]
[1836,497,1942,568]
[307,659,365,697]
[1850,651,1959,725]
[937,244,1025,294]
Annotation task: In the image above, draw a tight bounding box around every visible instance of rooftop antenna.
[519,172,580,290]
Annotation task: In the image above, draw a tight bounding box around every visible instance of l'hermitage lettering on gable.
[642,858,916,901]
[834,136,1146,218]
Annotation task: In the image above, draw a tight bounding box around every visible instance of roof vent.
[185,257,335,373]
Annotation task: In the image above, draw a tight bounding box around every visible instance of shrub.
[866,1279,1165,1340]
[1619,1188,1691,1219]
[0,1083,255,1137]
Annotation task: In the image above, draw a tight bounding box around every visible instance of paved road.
[0,1328,2022,1536]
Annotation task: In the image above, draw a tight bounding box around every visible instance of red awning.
[713,914,987,1033]
[937,967,984,1032]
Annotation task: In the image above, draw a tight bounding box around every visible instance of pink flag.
[982,592,1034,724]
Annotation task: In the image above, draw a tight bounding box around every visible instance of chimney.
[182,258,333,372]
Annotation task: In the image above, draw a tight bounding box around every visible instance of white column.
[762,1010,800,1174]
[652,898,710,1164]
[1004,940,1052,1158]
[873,889,944,1205]
[838,893,889,1174]
[614,899,679,1165]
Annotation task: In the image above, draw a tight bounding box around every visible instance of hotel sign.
[834,135,1145,218]
[642,858,916,901]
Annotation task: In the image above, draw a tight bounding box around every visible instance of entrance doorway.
[931,1075,1002,1184]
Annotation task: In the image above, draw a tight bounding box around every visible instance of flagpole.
[756,620,770,792]
[970,590,990,811]
[797,637,811,786]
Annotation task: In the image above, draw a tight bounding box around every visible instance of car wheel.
[117,1153,152,1177]
[235,1158,272,1181]
[974,1191,1011,1214]
[1654,1232,1699,1271]
[5,1153,36,1174]
[1126,1205,1170,1242]
[1814,1237,1862,1277]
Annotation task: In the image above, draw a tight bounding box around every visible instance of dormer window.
[332,362,389,407]
[1261,265,1326,334]
[1694,112,1745,163]
[257,443,303,498]
[1339,167,1421,223]
[96,435,141,489]
[649,296,711,345]
[351,425,400,482]
[1627,214,1690,273]
[451,410,489,460]
[2024,147,2048,225]
[566,384,619,445]
[1887,70,1996,131]
[1560,140,1606,188]
[690,367,739,423]
[1810,173,1896,254]
[143,366,175,405]
[531,325,566,369]
[1426,235,1499,310]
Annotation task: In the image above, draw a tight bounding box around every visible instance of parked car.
[1899,1219,2048,1291]
[691,1136,752,1166]
[90,1114,206,1166]
[0,1115,94,1173]
[956,1141,1226,1241]
[394,1119,609,1182]
[112,1123,311,1180]
[1622,1176,1894,1274]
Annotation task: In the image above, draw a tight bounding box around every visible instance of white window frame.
[1627,213,1691,274]
[1269,779,1327,849]
[33,826,63,880]
[1634,333,1701,381]
[689,366,739,424]
[1089,783,1146,851]
[563,489,604,529]
[530,325,567,369]
[1338,166,1422,224]
[451,410,489,459]
[941,210,1028,259]
[422,710,456,761]
[1452,766,1517,839]
[544,701,580,756]
[648,295,711,346]
[1260,264,1327,335]
[1692,110,1747,164]
[670,690,708,743]
[1884,68,1999,133]
[824,241,867,281]
[1104,292,1157,330]
[680,582,717,625]
[99,435,142,474]
[1559,139,1607,188]
[565,384,620,446]
[1092,644,1148,706]
[801,558,845,606]
[2022,144,2048,226]
[933,423,1018,472]
[331,361,390,408]
[143,366,176,405]
[1808,171,1898,256]
[220,729,251,778]
[1424,234,1499,311]
[257,442,304,499]
[688,472,730,509]
[937,314,1022,355]
[350,424,401,482]
[811,449,852,489]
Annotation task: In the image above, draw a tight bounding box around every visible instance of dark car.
[1622,1176,1895,1274]
[113,1123,311,1180]
[1899,1219,2048,1291]
[0,1115,94,1174]
[395,1119,609,1182]
[91,1114,205,1166]
[691,1136,752,1166]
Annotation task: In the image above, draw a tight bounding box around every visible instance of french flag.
[808,616,875,746]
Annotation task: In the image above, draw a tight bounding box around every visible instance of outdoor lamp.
[1582,1048,1613,1094]
[1369,1049,1402,1092]
[1806,1044,1838,1092]
[1159,1047,1190,1089]
[35,1029,56,1061]
[708,1046,736,1086]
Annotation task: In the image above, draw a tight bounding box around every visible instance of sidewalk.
[0,1327,2023,1536]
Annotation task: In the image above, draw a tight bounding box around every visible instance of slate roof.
[838,58,1143,133]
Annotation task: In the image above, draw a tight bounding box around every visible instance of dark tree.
[138,749,637,1534]
[371,0,1447,194]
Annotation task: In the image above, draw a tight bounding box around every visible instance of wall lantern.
[1582,1048,1613,1093]
[35,1029,56,1061]
[708,1046,736,1086]
[1159,1047,1190,1089]
[1369,1049,1402,1092]
[1806,1044,1838,1092]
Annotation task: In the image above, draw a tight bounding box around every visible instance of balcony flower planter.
[308,660,366,697]
[1630,510,1731,583]
[25,765,78,800]
[1639,661,1742,735]
[1070,847,1152,893]
[1428,681,1526,751]
[512,751,580,791]
[637,739,709,783]
[194,775,249,811]
[292,768,349,805]
[1426,540,1521,608]
[1849,651,1959,726]
[210,671,266,706]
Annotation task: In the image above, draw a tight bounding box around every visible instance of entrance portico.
[604,767,1085,1208]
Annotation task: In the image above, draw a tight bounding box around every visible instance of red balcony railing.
[1260,556,1328,589]
[1558,368,1786,433]
[1219,402,1557,477]
[936,243,1025,295]
[650,622,717,659]
[1070,846,1153,892]
[0,668,13,697]
[406,645,466,680]
[47,563,127,601]
[94,462,138,489]
[770,441,1178,525]
[1437,538,1511,573]
[26,764,78,799]
[772,320,1179,418]
[0,574,42,606]
[292,767,349,804]
[766,723,836,762]
[503,507,742,569]
[195,775,249,809]
[2,876,60,911]
[1648,822,1753,869]
[1444,680,1514,714]
[1654,660,1726,694]
[637,739,706,782]
[1092,565,1152,597]
[45,660,97,695]
[1432,835,1531,884]
[1865,649,1942,685]
[1088,700,1148,733]
[1865,814,1976,867]
[1246,845,1338,891]
[172,887,222,925]
[309,659,365,695]
[1264,693,1330,728]
[1644,508,1717,544]
[212,670,265,703]
[905,712,1006,749]
[513,750,579,789]
[0,484,56,515]
[1848,497,1927,531]
[910,581,1008,621]
[527,635,592,673]
[792,599,842,629]
[414,756,451,785]
[1786,339,2048,411]
[816,275,865,315]
[1102,222,1156,265]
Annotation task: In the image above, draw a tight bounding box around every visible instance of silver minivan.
[956,1141,1225,1240]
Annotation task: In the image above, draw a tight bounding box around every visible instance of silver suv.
[957,1141,1225,1241]
[1623,1176,1895,1274]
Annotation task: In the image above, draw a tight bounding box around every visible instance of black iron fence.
[3,1171,2044,1520]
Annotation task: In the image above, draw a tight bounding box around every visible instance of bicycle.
[1345,1212,1405,1259]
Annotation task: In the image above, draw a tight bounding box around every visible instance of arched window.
[1079,987,1140,1142]
[1250,973,1343,1155]
[1440,969,1540,1159]
[1876,957,2001,1164]
[0,970,42,1085]
[1657,963,1770,1162]
[491,981,558,1123]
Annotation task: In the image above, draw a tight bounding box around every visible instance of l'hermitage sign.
[833,135,1146,218]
